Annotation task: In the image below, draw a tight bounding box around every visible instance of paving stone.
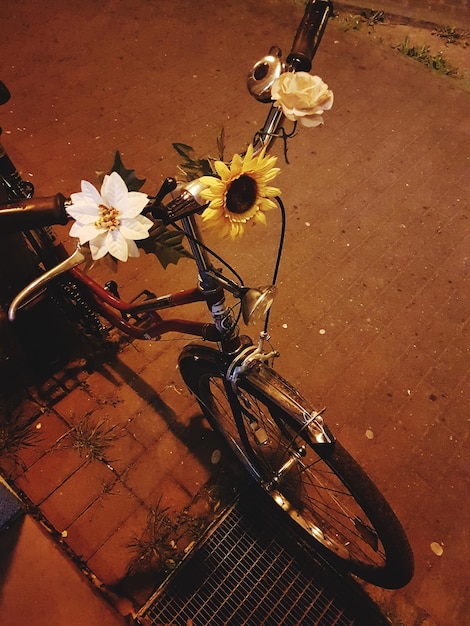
[148,475,194,515]
[415,561,468,626]
[111,356,175,411]
[137,347,184,397]
[54,386,101,426]
[170,451,212,501]
[447,430,469,477]
[124,404,169,450]
[9,397,43,424]
[56,404,142,475]
[441,376,470,439]
[113,341,152,375]
[0,515,127,626]
[39,460,116,533]
[84,367,129,404]
[86,503,150,587]
[104,428,146,476]
[158,383,197,425]
[112,381,149,417]
[65,481,141,562]
[123,431,192,503]
[414,422,463,483]
[3,411,70,478]
[30,377,69,407]
[15,446,84,505]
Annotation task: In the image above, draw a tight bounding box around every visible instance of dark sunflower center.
[226,174,257,214]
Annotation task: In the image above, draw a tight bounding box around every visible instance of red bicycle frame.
[70,265,220,342]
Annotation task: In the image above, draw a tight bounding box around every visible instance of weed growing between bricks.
[127,498,176,575]
[341,8,386,31]
[61,416,121,464]
[334,7,470,84]
[112,461,241,602]
[432,24,469,46]
[394,36,460,75]
[127,499,209,576]
[0,403,43,470]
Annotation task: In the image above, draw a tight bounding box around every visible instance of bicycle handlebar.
[0,193,69,232]
[4,1,334,319]
[1,2,334,236]
[286,0,333,72]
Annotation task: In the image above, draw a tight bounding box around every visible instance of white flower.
[271,72,334,127]
[67,171,153,262]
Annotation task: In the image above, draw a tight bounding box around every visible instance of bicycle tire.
[179,343,414,589]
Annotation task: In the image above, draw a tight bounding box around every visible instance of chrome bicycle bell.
[247,46,284,103]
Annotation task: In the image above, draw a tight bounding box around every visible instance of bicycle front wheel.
[179,344,413,589]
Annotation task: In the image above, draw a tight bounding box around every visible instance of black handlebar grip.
[286,0,334,72]
[0,193,69,232]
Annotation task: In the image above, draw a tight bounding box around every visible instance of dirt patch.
[334,8,470,91]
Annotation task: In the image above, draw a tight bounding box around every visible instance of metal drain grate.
[136,487,388,626]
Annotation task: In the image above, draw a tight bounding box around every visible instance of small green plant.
[98,479,116,498]
[66,415,119,463]
[395,36,459,75]
[176,509,208,543]
[0,400,42,467]
[344,9,385,32]
[432,25,469,47]
[0,419,41,464]
[127,499,177,574]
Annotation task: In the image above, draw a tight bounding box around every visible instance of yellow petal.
[263,185,281,197]
[230,153,244,175]
[253,210,267,225]
[214,160,231,181]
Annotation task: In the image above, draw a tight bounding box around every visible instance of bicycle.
[0,0,413,589]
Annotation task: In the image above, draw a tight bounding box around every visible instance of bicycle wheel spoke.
[207,376,385,566]
[178,345,414,588]
[271,444,385,563]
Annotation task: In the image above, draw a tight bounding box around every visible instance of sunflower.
[199,144,281,238]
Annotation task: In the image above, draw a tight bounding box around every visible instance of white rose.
[271,72,334,127]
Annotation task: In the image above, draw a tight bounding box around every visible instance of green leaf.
[109,151,146,191]
[172,143,195,160]
[177,159,213,180]
[137,223,193,269]
[216,127,225,160]
[172,143,214,181]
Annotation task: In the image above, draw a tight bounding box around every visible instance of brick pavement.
[336,0,469,27]
[1,1,469,625]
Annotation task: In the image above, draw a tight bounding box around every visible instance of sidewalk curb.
[334,0,470,29]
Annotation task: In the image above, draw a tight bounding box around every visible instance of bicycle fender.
[178,343,333,445]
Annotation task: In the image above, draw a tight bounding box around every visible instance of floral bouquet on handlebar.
[66,67,333,264]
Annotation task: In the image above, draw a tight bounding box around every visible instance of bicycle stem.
[180,215,212,283]
[250,0,334,155]
[181,213,244,354]
[252,105,285,156]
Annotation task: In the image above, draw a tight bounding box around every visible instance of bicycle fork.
[228,371,333,483]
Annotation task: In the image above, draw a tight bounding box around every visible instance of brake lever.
[8,245,90,321]
[146,177,178,220]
